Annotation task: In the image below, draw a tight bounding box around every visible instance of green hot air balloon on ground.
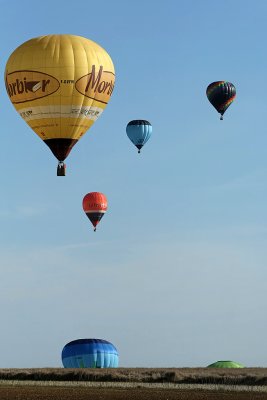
[207,360,245,368]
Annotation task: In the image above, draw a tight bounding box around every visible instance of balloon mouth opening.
[44,138,78,162]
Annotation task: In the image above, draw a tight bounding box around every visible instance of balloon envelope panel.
[82,192,108,213]
[126,120,152,151]
[62,339,119,368]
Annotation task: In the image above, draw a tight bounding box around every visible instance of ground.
[0,386,267,400]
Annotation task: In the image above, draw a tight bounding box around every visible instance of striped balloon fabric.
[126,120,152,153]
[62,338,119,368]
[206,81,236,120]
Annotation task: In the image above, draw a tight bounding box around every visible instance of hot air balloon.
[207,360,245,368]
[126,120,152,153]
[5,35,115,175]
[82,192,107,231]
[62,339,119,368]
[206,81,236,120]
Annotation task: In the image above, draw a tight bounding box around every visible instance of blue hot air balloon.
[61,339,119,368]
[126,120,152,153]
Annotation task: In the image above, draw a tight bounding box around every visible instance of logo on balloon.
[86,202,107,210]
[75,65,115,104]
[5,71,60,104]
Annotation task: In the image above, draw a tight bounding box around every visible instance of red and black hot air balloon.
[82,192,108,231]
[206,81,236,120]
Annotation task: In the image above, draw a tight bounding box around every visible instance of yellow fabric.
[5,35,115,141]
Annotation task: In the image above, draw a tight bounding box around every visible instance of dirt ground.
[0,386,267,400]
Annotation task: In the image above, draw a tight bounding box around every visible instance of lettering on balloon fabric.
[5,71,60,103]
[75,65,115,104]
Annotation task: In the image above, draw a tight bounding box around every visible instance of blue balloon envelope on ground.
[61,339,119,368]
[126,120,152,153]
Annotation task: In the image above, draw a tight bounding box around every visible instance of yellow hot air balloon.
[5,35,115,175]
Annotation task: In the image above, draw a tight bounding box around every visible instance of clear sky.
[0,0,267,368]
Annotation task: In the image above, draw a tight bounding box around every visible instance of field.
[0,385,267,400]
[1,368,267,399]
[1,367,267,385]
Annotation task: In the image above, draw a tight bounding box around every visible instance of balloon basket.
[57,162,66,176]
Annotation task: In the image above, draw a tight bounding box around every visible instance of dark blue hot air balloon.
[206,81,236,120]
[126,120,152,153]
[61,339,119,368]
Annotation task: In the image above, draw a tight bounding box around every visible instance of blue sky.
[0,0,267,368]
